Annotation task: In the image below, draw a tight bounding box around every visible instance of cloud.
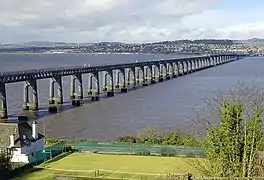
[217,22,264,39]
[0,0,263,43]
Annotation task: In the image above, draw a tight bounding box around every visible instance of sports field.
[17,153,201,180]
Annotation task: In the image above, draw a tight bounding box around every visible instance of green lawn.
[16,153,201,180]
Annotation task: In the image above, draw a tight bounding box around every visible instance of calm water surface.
[0,54,263,140]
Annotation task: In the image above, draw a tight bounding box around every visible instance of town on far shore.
[0,38,264,56]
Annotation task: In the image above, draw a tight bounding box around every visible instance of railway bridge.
[0,54,247,119]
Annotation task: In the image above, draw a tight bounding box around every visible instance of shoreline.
[0,52,201,56]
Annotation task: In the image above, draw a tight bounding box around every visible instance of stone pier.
[0,83,7,119]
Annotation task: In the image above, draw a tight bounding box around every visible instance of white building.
[8,121,45,163]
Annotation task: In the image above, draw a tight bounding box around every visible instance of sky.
[0,0,264,43]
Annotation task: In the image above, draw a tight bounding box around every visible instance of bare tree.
[190,82,264,178]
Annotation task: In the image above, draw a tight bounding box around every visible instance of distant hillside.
[192,39,234,45]
[147,39,234,45]
[247,38,264,43]
[233,38,264,43]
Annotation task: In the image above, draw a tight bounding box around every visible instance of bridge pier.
[88,74,93,95]
[48,78,57,113]
[165,63,171,80]
[70,75,76,100]
[103,73,108,92]
[142,66,148,86]
[30,80,38,111]
[0,83,7,119]
[22,80,38,111]
[120,68,128,92]
[47,77,63,112]
[172,63,176,78]
[56,76,63,104]
[127,70,131,86]
[91,72,100,101]
[151,65,156,84]
[22,82,29,110]
[106,70,114,97]
[70,74,83,106]
[159,64,164,82]
[177,63,181,76]
[76,74,83,100]
[132,68,137,88]
[115,71,120,89]
[49,78,55,104]
[136,67,140,84]
[186,61,190,73]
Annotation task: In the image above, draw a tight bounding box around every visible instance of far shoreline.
[0,52,201,56]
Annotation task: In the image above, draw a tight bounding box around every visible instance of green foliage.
[137,127,160,144]
[115,136,139,143]
[114,127,200,147]
[202,99,264,178]
[0,152,12,179]
[45,138,98,146]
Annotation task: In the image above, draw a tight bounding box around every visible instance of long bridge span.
[0,54,247,119]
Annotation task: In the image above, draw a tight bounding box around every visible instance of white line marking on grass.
[101,162,127,179]
[42,153,74,168]
[34,166,95,173]
[130,169,143,180]
[35,166,184,176]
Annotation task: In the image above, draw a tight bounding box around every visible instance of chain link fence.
[71,141,205,157]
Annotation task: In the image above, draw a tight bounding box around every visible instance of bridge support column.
[186,62,190,73]
[166,63,171,80]
[127,70,131,86]
[120,69,128,92]
[143,66,148,86]
[172,63,177,78]
[76,74,83,100]
[133,68,137,88]
[136,67,140,84]
[184,62,188,74]
[0,83,7,119]
[56,76,63,104]
[48,78,58,113]
[49,78,55,104]
[177,63,181,76]
[74,74,83,106]
[70,75,76,100]
[30,80,38,111]
[91,72,100,101]
[22,81,29,110]
[115,71,120,89]
[206,59,210,68]
[103,72,108,92]
[194,60,198,71]
[151,65,156,84]
[159,64,164,82]
[106,70,114,97]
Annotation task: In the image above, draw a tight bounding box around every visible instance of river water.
[0,54,263,140]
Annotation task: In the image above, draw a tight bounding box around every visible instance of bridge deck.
[0,54,244,84]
